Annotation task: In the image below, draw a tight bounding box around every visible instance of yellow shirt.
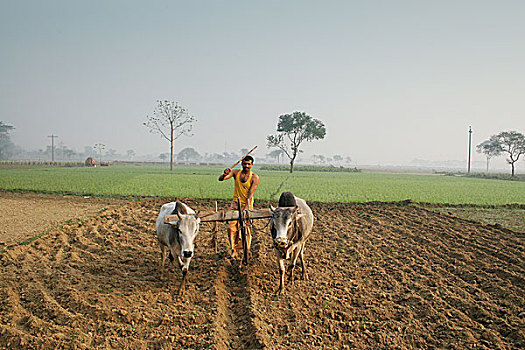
[233,170,254,207]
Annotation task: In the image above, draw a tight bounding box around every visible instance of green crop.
[0,164,523,205]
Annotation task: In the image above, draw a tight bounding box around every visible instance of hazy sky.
[1,1,524,166]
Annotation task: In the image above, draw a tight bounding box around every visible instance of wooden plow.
[164,198,272,265]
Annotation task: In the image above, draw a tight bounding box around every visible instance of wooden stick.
[229,145,257,169]
[212,201,218,253]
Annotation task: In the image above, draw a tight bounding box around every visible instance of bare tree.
[144,100,196,171]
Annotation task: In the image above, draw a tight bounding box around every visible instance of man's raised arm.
[219,168,234,181]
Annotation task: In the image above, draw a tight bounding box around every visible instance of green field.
[0,164,523,205]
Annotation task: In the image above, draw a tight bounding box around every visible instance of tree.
[94,143,105,162]
[159,153,169,162]
[107,149,117,160]
[126,149,135,160]
[333,154,343,166]
[177,147,201,162]
[476,139,502,172]
[268,149,285,163]
[0,121,15,160]
[144,100,196,171]
[63,148,76,160]
[312,154,325,164]
[267,111,326,173]
[488,130,525,176]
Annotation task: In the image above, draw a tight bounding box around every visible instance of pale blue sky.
[1,1,524,166]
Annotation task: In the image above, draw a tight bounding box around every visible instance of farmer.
[218,155,260,260]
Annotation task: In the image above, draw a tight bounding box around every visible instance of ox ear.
[270,205,276,214]
[196,217,201,225]
[168,220,179,227]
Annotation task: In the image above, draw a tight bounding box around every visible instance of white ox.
[269,191,314,294]
[155,201,200,295]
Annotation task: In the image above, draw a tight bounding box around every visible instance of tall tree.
[144,100,196,171]
[488,130,525,176]
[476,139,502,172]
[0,121,15,160]
[267,111,326,173]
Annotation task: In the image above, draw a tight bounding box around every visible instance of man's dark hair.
[243,155,254,163]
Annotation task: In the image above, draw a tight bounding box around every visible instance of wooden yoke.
[163,203,273,266]
[164,208,272,224]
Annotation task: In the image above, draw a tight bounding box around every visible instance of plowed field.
[1,197,524,349]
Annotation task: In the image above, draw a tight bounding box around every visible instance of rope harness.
[244,210,271,236]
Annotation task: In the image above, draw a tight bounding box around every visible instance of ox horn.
[270,205,276,213]
[195,210,200,218]
[177,211,182,220]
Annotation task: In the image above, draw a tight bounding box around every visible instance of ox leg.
[275,250,286,294]
[288,248,300,285]
[178,269,188,296]
[278,259,286,294]
[299,244,308,280]
[159,243,166,268]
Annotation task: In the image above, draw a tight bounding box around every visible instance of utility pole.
[48,134,58,161]
[467,126,472,174]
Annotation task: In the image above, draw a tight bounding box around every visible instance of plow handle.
[237,197,249,265]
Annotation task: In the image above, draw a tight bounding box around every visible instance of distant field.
[0,164,524,205]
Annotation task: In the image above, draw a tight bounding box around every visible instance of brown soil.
[0,191,124,251]
[0,196,523,349]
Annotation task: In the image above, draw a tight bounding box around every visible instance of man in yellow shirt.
[218,155,260,259]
